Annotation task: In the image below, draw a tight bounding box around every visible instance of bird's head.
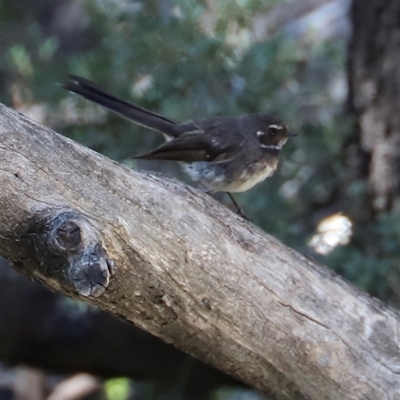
[256,115,297,150]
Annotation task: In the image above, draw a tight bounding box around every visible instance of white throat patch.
[261,144,280,150]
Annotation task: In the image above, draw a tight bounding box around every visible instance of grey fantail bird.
[64,76,297,216]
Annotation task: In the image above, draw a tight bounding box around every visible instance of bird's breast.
[183,156,279,193]
[225,158,279,192]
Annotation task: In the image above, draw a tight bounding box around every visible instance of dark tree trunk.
[348,0,400,212]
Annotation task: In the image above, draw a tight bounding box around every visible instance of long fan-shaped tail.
[64,76,179,137]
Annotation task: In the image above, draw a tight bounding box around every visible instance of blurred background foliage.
[1,0,399,398]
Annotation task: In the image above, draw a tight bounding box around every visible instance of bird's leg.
[196,185,249,219]
[225,192,249,219]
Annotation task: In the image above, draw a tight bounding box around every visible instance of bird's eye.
[269,128,277,136]
[268,124,284,136]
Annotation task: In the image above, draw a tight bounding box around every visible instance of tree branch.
[1,103,399,400]
[0,257,239,397]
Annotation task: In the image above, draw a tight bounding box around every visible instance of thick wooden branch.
[0,104,399,400]
[0,258,239,396]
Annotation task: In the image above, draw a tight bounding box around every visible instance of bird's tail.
[64,76,179,137]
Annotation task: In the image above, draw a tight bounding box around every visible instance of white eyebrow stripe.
[269,124,284,130]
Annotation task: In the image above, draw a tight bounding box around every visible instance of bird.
[64,76,296,216]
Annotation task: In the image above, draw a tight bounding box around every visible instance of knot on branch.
[29,210,115,297]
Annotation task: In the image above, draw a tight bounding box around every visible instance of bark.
[0,257,240,397]
[348,0,400,212]
[0,104,399,400]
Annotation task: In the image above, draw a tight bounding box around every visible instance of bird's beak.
[287,130,298,137]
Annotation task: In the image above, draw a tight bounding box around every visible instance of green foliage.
[326,213,400,300]
[105,377,131,400]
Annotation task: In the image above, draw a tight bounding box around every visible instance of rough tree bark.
[0,104,399,400]
[0,257,240,397]
[348,0,400,212]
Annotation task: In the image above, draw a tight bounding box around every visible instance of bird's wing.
[135,132,233,162]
